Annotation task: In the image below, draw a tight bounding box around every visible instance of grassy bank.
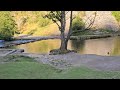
[70,31,120,40]
[0,55,120,79]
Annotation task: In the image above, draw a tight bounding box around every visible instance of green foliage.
[29,11,52,27]
[44,11,62,30]
[72,30,94,36]
[100,29,114,34]
[38,17,51,27]
[11,11,52,34]
[112,11,120,22]
[44,11,61,22]
[0,11,17,40]
[72,15,84,32]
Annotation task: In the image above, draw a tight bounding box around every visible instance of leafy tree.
[45,11,97,54]
[45,11,74,54]
[0,11,17,40]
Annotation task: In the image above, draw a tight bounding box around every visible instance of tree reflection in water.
[70,39,85,53]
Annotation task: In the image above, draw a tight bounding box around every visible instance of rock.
[82,11,120,31]
[49,49,77,55]
[16,49,24,53]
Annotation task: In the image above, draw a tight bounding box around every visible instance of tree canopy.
[0,11,17,40]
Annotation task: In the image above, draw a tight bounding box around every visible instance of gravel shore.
[18,52,120,71]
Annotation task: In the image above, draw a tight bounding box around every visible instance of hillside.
[12,11,120,37]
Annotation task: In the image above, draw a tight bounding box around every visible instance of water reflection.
[0,42,5,47]
[111,36,120,55]
[10,39,61,54]
[70,40,85,52]
[9,36,120,56]
[76,38,114,56]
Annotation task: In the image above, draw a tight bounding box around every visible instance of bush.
[112,11,120,22]
[0,12,17,41]
[72,16,84,32]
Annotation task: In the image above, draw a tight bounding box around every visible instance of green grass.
[0,62,60,79]
[54,67,120,79]
[0,55,60,79]
[0,55,120,79]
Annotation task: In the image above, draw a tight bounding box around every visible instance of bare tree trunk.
[65,11,73,49]
[60,31,66,50]
[60,11,66,51]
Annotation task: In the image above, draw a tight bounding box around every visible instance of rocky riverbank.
[17,52,120,71]
[0,49,24,56]
[0,36,61,48]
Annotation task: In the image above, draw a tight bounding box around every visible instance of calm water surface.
[9,36,120,56]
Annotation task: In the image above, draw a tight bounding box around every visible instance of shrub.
[72,16,84,32]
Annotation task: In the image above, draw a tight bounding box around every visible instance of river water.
[9,36,120,56]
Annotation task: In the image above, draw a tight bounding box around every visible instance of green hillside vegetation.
[1,11,120,40]
[0,11,17,40]
[112,11,120,22]
[11,11,59,36]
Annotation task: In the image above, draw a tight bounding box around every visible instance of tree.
[45,11,97,54]
[72,11,97,34]
[45,11,75,54]
[0,11,17,41]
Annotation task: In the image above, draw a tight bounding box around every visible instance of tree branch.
[52,20,61,31]
[83,11,96,27]
[85,11,97,30]
[66,11,73,42]
[71,11,97,34]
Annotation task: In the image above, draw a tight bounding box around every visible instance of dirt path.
[18,52,120,71]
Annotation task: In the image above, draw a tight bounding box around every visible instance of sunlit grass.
[20,21,60,36]
[21,23,38,35]
[33,23,60,36]
[21,19,70,36]
[0,55,120,79]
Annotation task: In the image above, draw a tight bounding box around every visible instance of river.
[9,36,120,56]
